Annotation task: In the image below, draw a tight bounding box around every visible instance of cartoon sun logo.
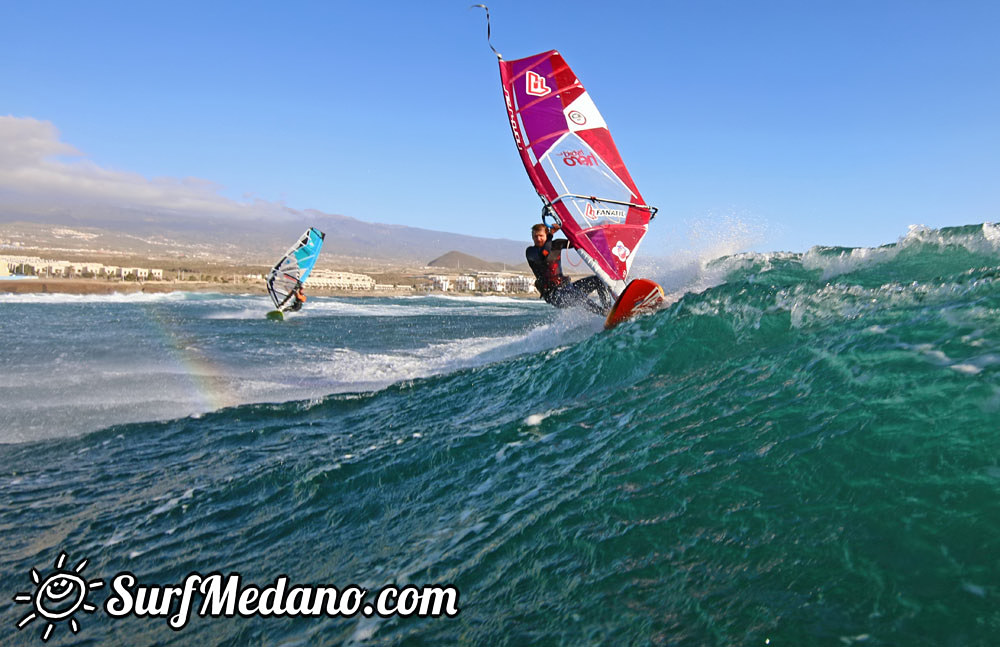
[13,552,104,642]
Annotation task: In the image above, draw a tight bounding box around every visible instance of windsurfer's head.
[531,223,548,247]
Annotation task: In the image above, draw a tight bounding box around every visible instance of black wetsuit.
[526,235,612,315]
[285,292,305,312]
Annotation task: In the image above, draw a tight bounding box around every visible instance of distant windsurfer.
[265,227,324,319]
[526,223,612,315]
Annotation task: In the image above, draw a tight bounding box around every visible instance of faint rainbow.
[136,297,237,413]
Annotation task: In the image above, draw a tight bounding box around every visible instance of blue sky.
[2,0,998,256]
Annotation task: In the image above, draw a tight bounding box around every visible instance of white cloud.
[0,115,283,218]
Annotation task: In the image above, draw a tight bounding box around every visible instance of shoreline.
[0,278,535,300]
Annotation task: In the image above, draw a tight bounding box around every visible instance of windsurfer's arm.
[548,223,575,248]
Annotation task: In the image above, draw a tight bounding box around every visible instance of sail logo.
[560,149,597,167]
[525,71,551,97]
[567,110,587,126]
[584,203,627,224]
[503,87,523,147]
[612,241,631,261]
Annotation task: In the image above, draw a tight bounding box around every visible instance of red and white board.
[604,278,664,329]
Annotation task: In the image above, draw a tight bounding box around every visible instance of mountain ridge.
[0,204,529,267]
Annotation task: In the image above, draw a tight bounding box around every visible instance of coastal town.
[0,253,540,296]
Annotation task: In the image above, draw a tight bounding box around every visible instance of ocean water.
[2,223,1000,646]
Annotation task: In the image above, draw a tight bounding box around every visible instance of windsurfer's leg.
[572,276,601,293]
[597,282,614,310]
[572,276,613,315]
[582,296,607,316]
[546,285,579,309]
[549,283,606,315]
[543,290,567,308]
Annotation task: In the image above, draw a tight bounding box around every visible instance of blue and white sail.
[266,227,325,311]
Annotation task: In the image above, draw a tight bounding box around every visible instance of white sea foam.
[150,488,196,516]
[801,223,1000,281]
[202,294,545,320]
[638,212,777,301]
[1,294,583,442]
[0,290,199,304]
[802,243,900,280]
[307,318,589,392]
[307,296,541,318]
[423,294,539,305]
[523,408,567,427]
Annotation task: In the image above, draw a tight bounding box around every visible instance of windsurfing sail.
[266,227,325,311]
[497,50,656,296]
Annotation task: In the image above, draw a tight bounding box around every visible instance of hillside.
[427,251,527,273]
[0,206,529,268]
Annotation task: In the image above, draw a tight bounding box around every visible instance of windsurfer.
[526,223,612,315]
[286,285,307,312]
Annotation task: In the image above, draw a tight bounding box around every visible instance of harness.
[527,240,569,296]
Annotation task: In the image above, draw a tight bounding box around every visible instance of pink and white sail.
[498,50,656,296]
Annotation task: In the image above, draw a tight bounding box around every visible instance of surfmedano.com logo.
[13,551,460,642]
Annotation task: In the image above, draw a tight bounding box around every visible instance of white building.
[73,262,104,276]
[45,261,73,276]
[473,273,536,294]
[505,275,535,293]
[428,275,452,292]
[454,275,476,291]
[476,274,507,293]
[0,255,44,274]
[120,267,149,279]
[308,270,376,291]
[0,255,164,281]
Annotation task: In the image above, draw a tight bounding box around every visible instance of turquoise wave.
[3,224,1000,645]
